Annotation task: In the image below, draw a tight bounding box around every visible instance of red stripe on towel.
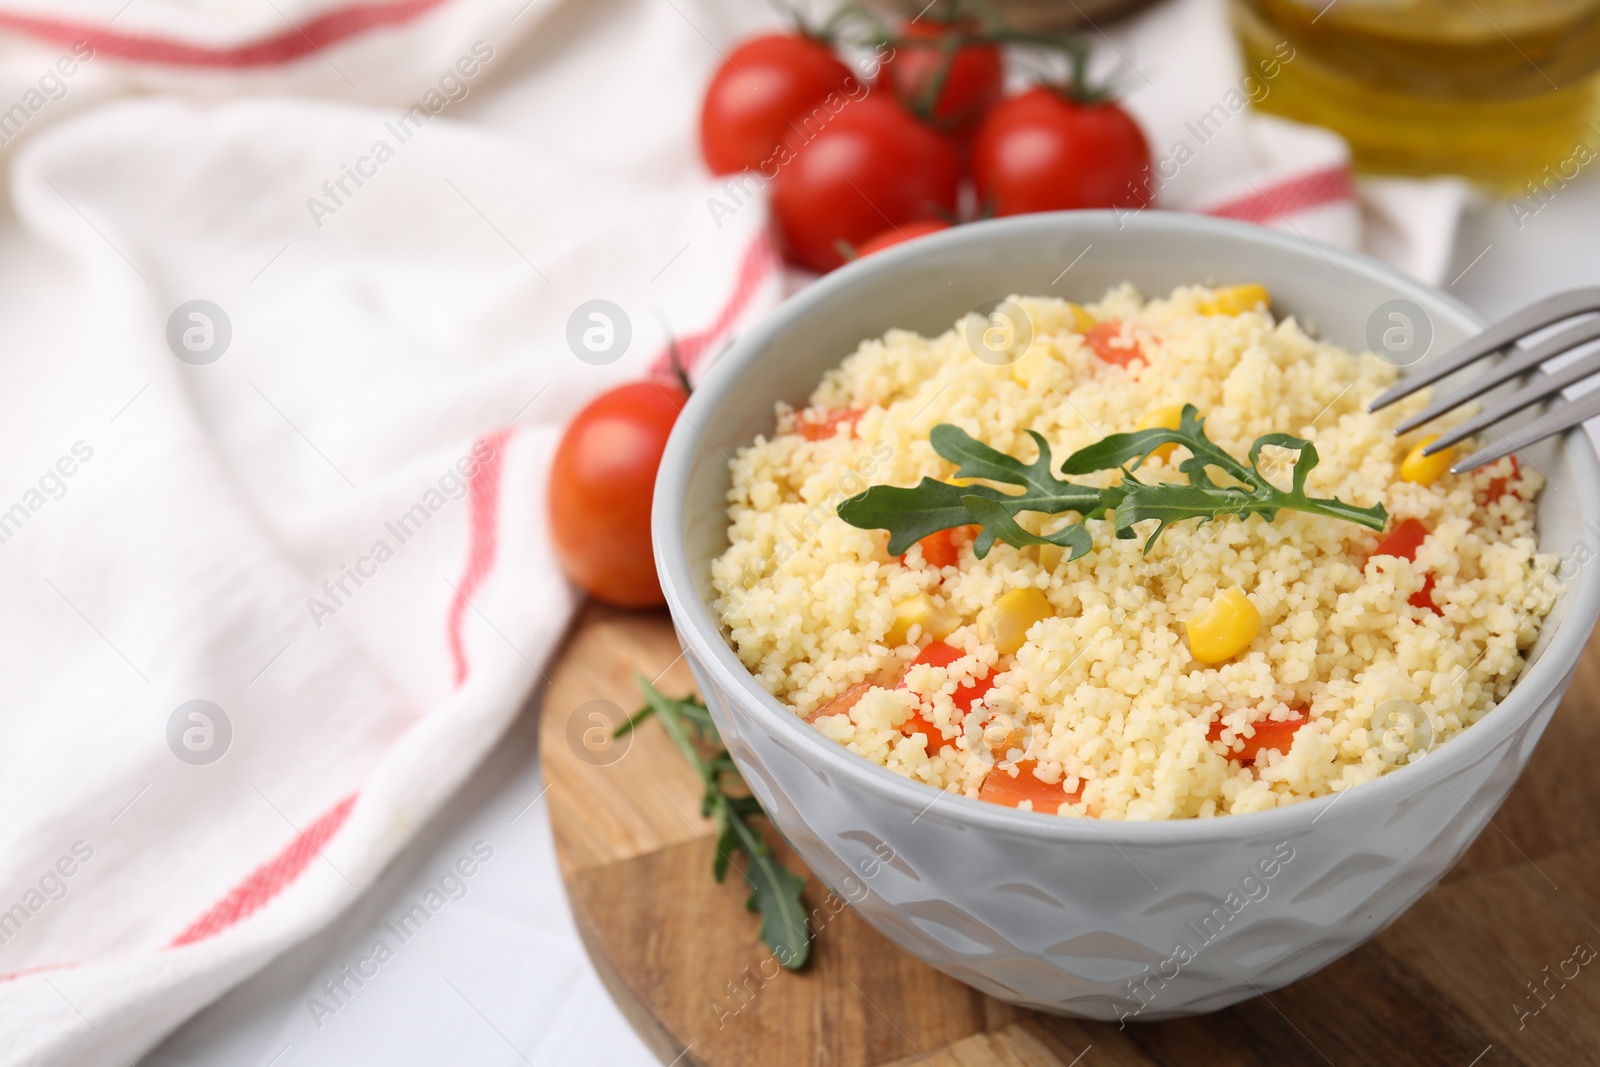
[447,428,512,687]
[167,429,509,948]
[169,792,358,947]
[162,429,510,952]
[650,229,778,380]
[0,0,450,69]
[1202,164,1355,225]
[0,962,73,984]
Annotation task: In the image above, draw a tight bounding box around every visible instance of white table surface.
[135,172,1600,1067]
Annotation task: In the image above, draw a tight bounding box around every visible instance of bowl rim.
[654,209,1600,845]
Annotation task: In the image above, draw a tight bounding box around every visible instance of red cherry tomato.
[878,20,1003,136]
[548,381,688,608]
[1484,455,1521,503]
[854,218,952,259]
[806,679,957,757]
[903,640,995,711]
[898,639,993,754]
[796,408,862,440]
[806,680,873,723]
[972,86,1153,215]
[808,639,997,753]
[1084,320,1145,367]
[901,527,962,568]
[1208,710,1308,762]
[1367,518,1442,614]
[772,96,961,272]
[1410,574,1442,614]
[699,33,858,176]
[904,712,958,754]
[1372,517,1430,562]
[978,760,1079,814]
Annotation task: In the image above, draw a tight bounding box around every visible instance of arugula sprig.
[619,678,811,969]
[837,405,1387,561]
[835,425,1104,560]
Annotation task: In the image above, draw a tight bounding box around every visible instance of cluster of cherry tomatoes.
[549,8,1160,610]
[700,6,1155,273]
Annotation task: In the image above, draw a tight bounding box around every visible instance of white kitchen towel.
[0,0,1465,1064]
[0,57,781,1067]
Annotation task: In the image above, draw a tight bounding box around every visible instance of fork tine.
[1395,317,1600,434]
[1424,349,1600,454]
[1368,287,1600,413]
[1451,387,1600,473]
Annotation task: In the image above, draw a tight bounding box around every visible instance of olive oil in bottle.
[1232,0,1600,188]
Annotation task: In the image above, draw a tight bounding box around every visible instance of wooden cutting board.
[540,601,1600,1067]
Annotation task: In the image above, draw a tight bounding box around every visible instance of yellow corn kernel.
[1067,302,1096,331]
[1185,585,1260,664]
[1199,284,1270,316]
[887,594,931,645]
[887,594,957,645]
[1136,404,1187,463]
[1036,543,1064,571]
[979,587,1054,655]
[1400,435,1453,486]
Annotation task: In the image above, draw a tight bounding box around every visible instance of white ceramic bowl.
[652,212,1600,1019]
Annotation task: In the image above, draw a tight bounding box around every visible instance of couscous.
[710,284,1559,820]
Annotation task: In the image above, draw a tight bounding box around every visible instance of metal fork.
[1367,287,1600,472]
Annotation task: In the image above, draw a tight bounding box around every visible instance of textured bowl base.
[541,602,1600,1067]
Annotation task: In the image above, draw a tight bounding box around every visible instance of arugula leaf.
[837,405,1387,559]
[834,478,985,557]
[1061,404,1255,486]
[721,794,811,968]
[626,677,812,969]
[1244,434,1391,532]
[1090,411,1388,552]
[614,691,714,741]
[836,425,1104,558]
[962,495,1094,559]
